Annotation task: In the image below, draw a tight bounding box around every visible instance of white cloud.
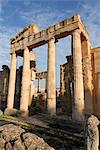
[19,5,71,30]
[0,25,21,69]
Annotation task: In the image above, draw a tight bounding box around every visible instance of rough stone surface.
[0,124,54,150]
[4,108,18,116]
[0,110,3,115]
[85,115,100,150]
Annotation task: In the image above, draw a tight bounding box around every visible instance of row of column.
[6,29,85,121]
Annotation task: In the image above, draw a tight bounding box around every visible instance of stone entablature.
[35,72,47,79]
[10,14,88,54]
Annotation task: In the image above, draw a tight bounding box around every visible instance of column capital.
[11,50,16,55]
[72,29,81,35]
[24,46,29,51]
[47,37,58,43]
[48,37,56,43]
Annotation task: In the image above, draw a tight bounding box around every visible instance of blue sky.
[0,0,100,88]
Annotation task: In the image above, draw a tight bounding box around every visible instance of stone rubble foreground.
[0,124,54,150]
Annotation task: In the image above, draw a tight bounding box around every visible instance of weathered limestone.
[20,47,30,116]
[47,37,56,115]
[0,65,10,111]
[72,29,85,121]
[60,65,65,96]
[92,47,100,116]
[6,52,17,113]
[29,78,34,106]
[10,14,88,53]
[85,115,100,150]
[60,56,73,114]
[29,52,36,106]
[14,66,22,109]
[82,39,93,115]
[0,124,54,150]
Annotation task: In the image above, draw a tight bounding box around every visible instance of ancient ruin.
[85,115,100,150]
[0,14,100,122]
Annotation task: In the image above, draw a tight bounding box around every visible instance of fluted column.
[7,52,17,110]
[82,39,93,115]
[72,29,85,121]
[20,47,30,116]
[47,37,56,115]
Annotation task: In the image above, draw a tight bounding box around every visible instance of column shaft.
[20,47,30,115]
[7,52,17,109]
[72,29,84,121]
[47,37,56,115]
[29,80,34,106]
[37,78,41,92]
[82,40,93,114]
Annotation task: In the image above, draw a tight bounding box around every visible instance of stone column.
[29,80,34,106]
[82,39,93,115]
[47,37,56,115]
[60,65,65,95]
[37,78,41,93]
[6,52,17,113]
[29,52,36,107]
[20,47,30,116]
[72,29,85,121]
[29,69,35,106]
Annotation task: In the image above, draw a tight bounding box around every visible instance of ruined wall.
[14,66,22,109]
[91,47,100,117]
[0,65,23,111]
[0,65,10,111]
[60,47,100,117]
[60,56,73,114]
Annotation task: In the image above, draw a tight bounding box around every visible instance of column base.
[72,109,85,122]
[47,98,56,115]
[4,108,18,116]
[18,110,29,117]
[47,112,56,116]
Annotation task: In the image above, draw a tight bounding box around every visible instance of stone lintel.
[10,14,88,54]
[35,72,47,79]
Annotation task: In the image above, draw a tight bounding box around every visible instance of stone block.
[34,32,40,38]
[48,26,54,33]
[41,30,47,36]
[4,108,18,116]
[55,23,61,30]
